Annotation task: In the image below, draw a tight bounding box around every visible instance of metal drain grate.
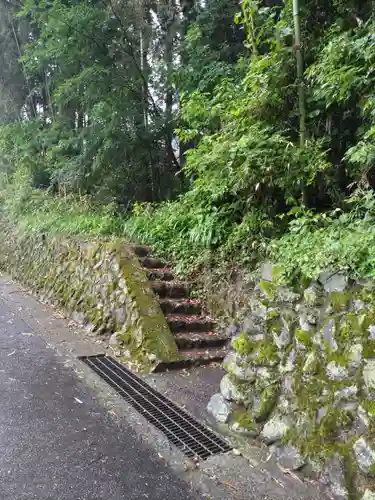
[80,354,231,460]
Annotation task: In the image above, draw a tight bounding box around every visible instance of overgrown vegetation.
[271,194,375,281]
[1,0,375,281]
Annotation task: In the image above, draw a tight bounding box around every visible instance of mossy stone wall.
[208,264,375,499]
[0,220,179,371]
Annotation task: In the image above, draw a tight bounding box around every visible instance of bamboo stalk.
[292,0,306,148]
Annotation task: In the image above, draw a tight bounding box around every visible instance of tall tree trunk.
[292,0,307,204]
[138,0,155,202]
[177,0,195,180]
[163,0,180,199]
[292,0,306,147]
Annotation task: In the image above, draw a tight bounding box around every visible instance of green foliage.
[126,37,329,274]
[271,192,375,280]
[1,0,375,285]
[176,0,246,95]
[0,171,123,236]
[0,0,181,205]
[124,199,230,275]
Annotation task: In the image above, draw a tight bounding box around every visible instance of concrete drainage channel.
[80,354,232,461]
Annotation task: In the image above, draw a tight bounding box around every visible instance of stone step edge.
[154,346,228,372]
[174,331,229,347]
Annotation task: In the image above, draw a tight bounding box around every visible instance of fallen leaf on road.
[276,463,303,483]
[272,477,285,488]
[222,482,238,490]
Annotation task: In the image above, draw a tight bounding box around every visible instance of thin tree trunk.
[163,0,180,199]
[292,0,307,204]
[248,8,258,57]
[292,0,306,147]
[139,3,155,201]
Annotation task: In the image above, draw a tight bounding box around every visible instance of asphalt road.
[0,297,197,500]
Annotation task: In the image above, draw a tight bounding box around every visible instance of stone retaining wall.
[0,220,179,371]
[208,264,375,499]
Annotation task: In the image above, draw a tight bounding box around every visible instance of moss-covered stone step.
[140,257,167,269]
[146,268,174,281]
[128,245,151,257]
[152,280,189,298]
[138,248,230,369]
[179,347,229,365]
[174,331,229,348]
[159,298,203,315]
[166,314,216,333]
[155,346,229,371]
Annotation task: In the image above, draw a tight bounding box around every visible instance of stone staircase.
[134,246,230,369]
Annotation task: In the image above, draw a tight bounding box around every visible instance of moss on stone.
[0,219,179,372]
[362,399,375,419]
[259,279,277,300]
[359,288,375,305]
[281,309,297,326]
[267,309,279,321]
[117,249,179,368]
[363,340,375,359]
[234,410,258,432]
[296,328,312,347]
[341,312,370,341]
[271,265,285,284]
[330,291,351,313]
[302,351,319,374]
[256,342,279,366]
[233,332,261,356]
[254,384,279,422]
[326,350,350,368]
[287,402,353,461]
[266,317,282,337]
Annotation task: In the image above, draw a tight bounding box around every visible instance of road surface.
[0,296,198,500]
